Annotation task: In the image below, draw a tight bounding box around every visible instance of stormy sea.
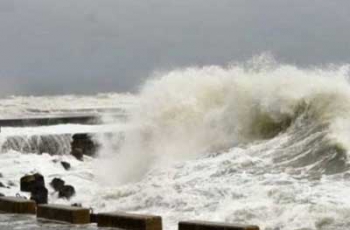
[1,59,350,230]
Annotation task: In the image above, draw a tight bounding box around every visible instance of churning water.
[2,58,350,229]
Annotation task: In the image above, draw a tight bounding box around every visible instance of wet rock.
[33,173,45,187]
[20,173,45,192]
[20,175,35,192]
[71,148,84,161]
[61,161,71,170]
[70,133,98,160]
[20,173,48,204]
[58,185,76,199]
[50,178,65,192]
[30,185,48,204]
[50,178,77,200]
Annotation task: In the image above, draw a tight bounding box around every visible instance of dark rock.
[20,173,45,192]
[51,178,77,201]
[20,175,35,192]
[0,193,4,197]
[33,173,45,187]
[0,173,3,178]
[21,173,48,204]
[71,148,84,161]
[50,178,65,192]
[61,161,71,170]
[70,133,98,160]
[30,185,48,204]
[58,185,76,199]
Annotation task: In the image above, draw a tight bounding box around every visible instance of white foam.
[0,124,130,137]
[3,56,350,229]
[97,56,350,184]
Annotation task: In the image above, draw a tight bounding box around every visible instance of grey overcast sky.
[0,0,350,96]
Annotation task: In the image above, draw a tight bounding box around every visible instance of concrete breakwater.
[0,197,260,230]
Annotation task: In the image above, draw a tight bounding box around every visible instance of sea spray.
[2,62,350,229]
[96,57,350,185]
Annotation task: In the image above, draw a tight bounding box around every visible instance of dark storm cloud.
[0,0,350,96]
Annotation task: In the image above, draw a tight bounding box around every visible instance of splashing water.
[3,57,350,230]
[92,57,350,230]
[97,58,350,182]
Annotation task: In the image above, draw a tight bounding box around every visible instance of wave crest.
[98,57,350,184]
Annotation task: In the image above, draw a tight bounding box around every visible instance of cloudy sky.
[0,0,350,96]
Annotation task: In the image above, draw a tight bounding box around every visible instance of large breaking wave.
[2,56,350,229]
[89,57,350,230]
[97,56,350,185]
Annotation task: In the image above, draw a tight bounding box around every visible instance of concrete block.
[97,211,162,230]
[37,204,90,224]
[0,196,36,214]
[179,221,260,230]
